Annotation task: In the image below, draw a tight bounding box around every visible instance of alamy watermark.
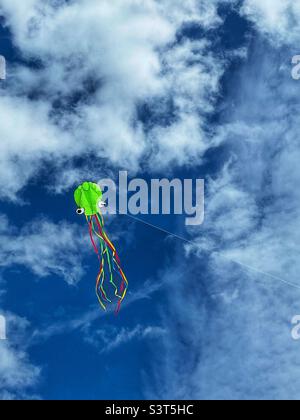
[95,171,205,226]
[0,315,6,340]
[291,316,300,341]
[0,55,6,80]
[292,55,300,80]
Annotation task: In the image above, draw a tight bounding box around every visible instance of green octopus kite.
[74,182,128,313]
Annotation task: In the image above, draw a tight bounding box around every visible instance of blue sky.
[0,0,300,400]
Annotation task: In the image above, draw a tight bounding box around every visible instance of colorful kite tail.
[87,216,111,311]
[86,214,128,314]
[94,213,128,314]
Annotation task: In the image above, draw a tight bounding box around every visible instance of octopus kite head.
[74,181,104,216]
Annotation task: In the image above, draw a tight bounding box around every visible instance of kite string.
[122,213,300,292]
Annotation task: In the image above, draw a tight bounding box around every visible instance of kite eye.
[98,200,107,209]
[76,208,85,215]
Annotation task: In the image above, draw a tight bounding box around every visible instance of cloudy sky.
[0,0,300,400]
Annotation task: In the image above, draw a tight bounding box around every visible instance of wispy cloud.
[0,0,230,198]
[242,0,300,45]
[30,274,165,343]
[84,324,166,354]
[1,0,299,400]
[0,312,41,400]
[0,215,87,284]
[150,4,300,400]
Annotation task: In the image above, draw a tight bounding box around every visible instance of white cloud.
[151,19,300,399]
[150,262,300,400]
[2,0,300,400]
[0,215,87,284]
[156,0,223,28]
[30,275,166,344]
[0,0,229,197]
[242,0,300,44]
[149,39,225,167]
[84,324,166,353]
[0,95,73,200]
[0,312,40,400]
[202,50,300,286]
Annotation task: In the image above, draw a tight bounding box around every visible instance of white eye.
[76,208,85,215]
[98,200,107,209]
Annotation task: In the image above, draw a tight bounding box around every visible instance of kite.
[74,182,128,313]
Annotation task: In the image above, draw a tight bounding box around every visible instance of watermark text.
[0,55,6,80]
[97,172,205,226]
[292,55,300,80]
[0,315,6,340]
